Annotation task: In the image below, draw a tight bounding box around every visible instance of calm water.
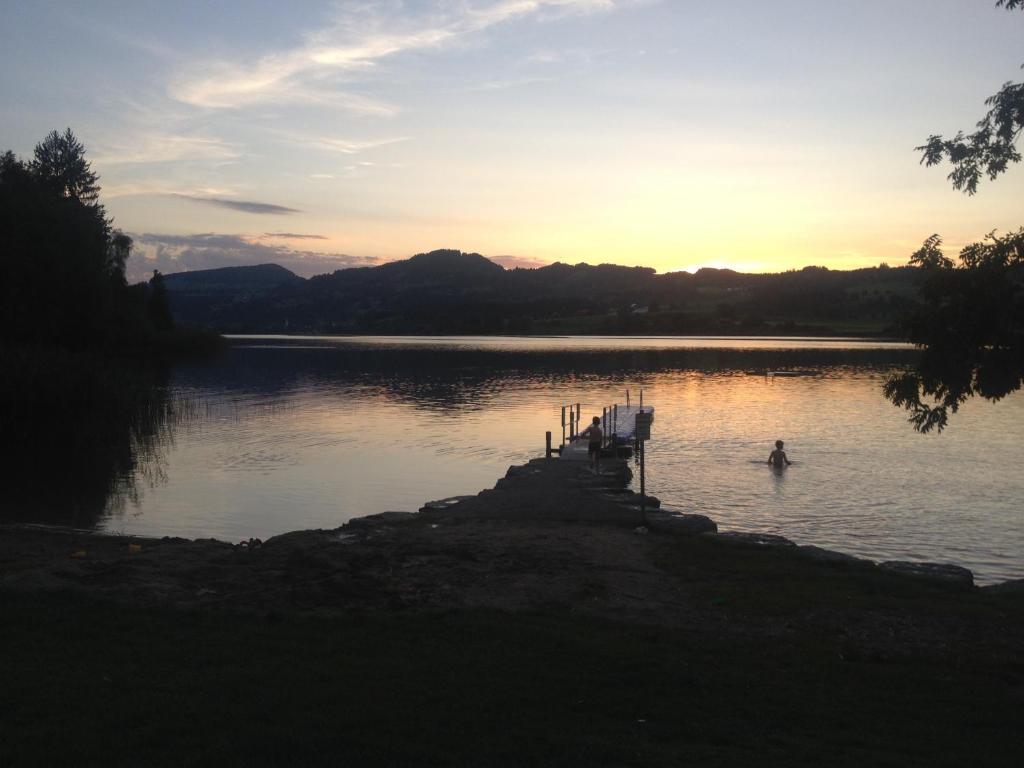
[16,336,1024,584]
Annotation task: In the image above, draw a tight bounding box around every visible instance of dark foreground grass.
[2,590,1021,767]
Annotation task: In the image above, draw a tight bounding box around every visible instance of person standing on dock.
[581,416,604,474]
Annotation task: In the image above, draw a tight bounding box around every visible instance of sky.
[2,0,1022,281]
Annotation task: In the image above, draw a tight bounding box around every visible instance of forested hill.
[160,249,919,336]
[163,263,304,292]
[161,263,305,327]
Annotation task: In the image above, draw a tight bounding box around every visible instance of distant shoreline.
[162,253,916,337]
[221,332,915,346]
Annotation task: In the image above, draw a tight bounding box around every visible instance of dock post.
[545,431,553,459]
[561,406,566,445]
[569,406,575,439]
[639,439,646,515]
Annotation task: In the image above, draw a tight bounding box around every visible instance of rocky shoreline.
[2,455,1019,620]
[428,457,990,586]
[5,455,1024,767]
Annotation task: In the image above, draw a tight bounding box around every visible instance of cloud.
[489,253,553,269]
[261,232,328,240]
[91,134,239,166]
[305,136,410,154]
[524,46,613,66]
[169,1,626,109]
[170,194,300,215]
[308,91,400,117]
[251,126,412,160]
[128,233,379,281]
[101,183,241,200]
[451,76,554,93]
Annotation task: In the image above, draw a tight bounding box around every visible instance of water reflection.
[191,337,922,415]
[2,366,185,529]
[5,337,1021,585]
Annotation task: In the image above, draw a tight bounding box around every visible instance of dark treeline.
[1,129,218,525]
[163,249,919,337]
[1,129,217,353]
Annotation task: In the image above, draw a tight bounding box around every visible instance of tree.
[2,143,111,345]
[916,1,1024,194]
[30,128,100,204]
[885,1,1024,431]
[884,232,1024,432]
[148,270,175,333]
[108,230,132,286]
[2,129,142,347]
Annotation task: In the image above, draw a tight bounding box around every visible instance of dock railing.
[555,389,646,453]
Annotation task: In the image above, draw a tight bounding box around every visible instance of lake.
[10,336,1024,584]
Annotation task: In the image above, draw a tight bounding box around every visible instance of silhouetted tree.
[108,230,132,286]
[917,1,1023,194]
[2,131,217,530]
[1,128,206,350]
[0,149,18,175]
[885,232,1024,432]
[1,144,112,346]
[886,1,1024,431]
[30,128,100,204]
[148,270,175,333]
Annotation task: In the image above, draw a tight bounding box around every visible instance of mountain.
[162,263,304,293]
[160,263,304,327]
[305,249,506,309]
[159,250,920,336]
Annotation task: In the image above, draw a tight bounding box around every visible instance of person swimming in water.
[768,439,792,468]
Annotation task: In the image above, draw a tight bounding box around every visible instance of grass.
[3,584,1022,767]
[0,346,190,526]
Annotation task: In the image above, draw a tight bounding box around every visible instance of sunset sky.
[2,0,1022,281]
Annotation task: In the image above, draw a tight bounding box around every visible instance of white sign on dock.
[635,411,652,441]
